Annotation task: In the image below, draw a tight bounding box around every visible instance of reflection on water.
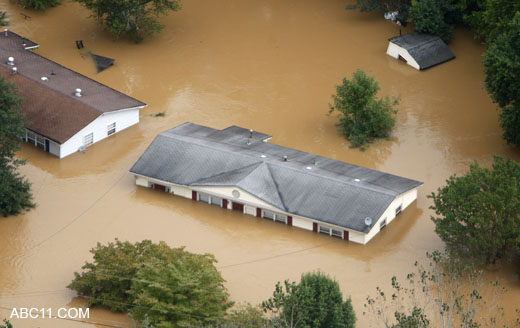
[0,0,519,326]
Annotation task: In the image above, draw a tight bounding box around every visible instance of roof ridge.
[189,162,263,185]
[25,50,146,110]
[160,132,402,196]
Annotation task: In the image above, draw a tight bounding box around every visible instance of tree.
[328,69,398,148]
[409,0,455,43]
[262,272,356,328]
[73,0,181,42]
[129,250,232,328]
[365,251,517,328]
[463,0,520,41]
[68,239,232,327]
[482,13,520,146]
[0,77,34,217]
[0,319,13,328]
[483,12,520,109]
[222,304,271,328]
[429,156,520,264]
[11,0,60,10]
[0,12,8,27]
[345,0,411,26]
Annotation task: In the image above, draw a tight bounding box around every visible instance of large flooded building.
[0,30,146,158]
[130,123,422,244]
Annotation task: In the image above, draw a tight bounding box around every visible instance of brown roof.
[0,30,146,144]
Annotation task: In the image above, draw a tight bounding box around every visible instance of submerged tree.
[11,0,60,10]
[345,0,411,26]
[262,271,356,328]
[73,0,181,42]
[429,156,520,264]
[365,251,517,327]
[0,12,8,27]
[328,69,398,148]
[409,0,455,43]
[0,77,34,217]
[68,239,232,327]
[483,12,520,146]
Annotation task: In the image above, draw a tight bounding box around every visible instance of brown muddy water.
[0,0,519,327]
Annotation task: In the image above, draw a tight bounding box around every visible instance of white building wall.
[48,139,60,157]
[195,186,281,212]
[59,108,140,158]
[386,42,420,70]
[134,175,419,245]
[292,216,313,231]
[364,187,419,244]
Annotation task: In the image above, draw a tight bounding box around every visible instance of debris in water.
[89,52,115,73]
[75,40,84,49]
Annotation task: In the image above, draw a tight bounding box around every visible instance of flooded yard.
[0,0,519,326]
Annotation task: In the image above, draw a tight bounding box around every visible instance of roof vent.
[305,166,312,170]
[260,155,267,158]
[364,217,372,226]
[11,67,17,75]
[7,57,14,65]
[41,76,48,81]
[354,178,360,182]
[283,156,288,162]
[4,29,7,37]
[74,88,82,97]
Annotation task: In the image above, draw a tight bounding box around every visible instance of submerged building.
[130,123,422,244]
[0,30,146,158]
[386,32,455,70]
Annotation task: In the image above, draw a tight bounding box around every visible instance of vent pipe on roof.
[283,156,288,162]
[11,67,17,75]
[4,29,7,37]
[7,57,14,65]
[74,88,82,97]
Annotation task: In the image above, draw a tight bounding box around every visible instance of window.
[198,193,210,203]
[27,131,35,144]
[319,226,330,235]
[331,229,343,238]
[395,205,402,216]
[262,210,274,220]
[36,135,45,149]
[274,213,287,224]
[107,122,116,136]
[380,218,387,230]
[84,133,94,147]
[210,196,222,206]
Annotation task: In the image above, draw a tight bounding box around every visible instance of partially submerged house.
[130,123,422,244]
[0,30,146,158]
[386,32,455,70]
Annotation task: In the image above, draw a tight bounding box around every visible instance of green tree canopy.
[483,12,520,109]
[463,0,520,41]
[68,239,232,327]
[262,271,356,328]
[328,69,398,148]
[12,0,60,10]
[429,156,520,264]
[409,0,455,43]
[0,77,34,217]
[73,0,181,42]
[129,249,232,327]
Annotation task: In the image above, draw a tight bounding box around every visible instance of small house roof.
[389,32,455,69]
[130,123,423,233]
[0,30,146,144]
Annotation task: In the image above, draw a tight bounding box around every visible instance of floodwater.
[0,0,519,327]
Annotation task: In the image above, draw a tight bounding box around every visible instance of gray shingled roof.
[130,123,423,233]
[389,32,455,70]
